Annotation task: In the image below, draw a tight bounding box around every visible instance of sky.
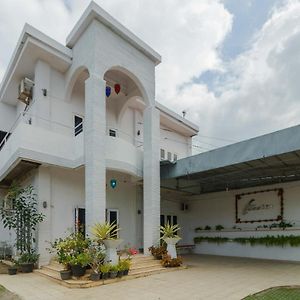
[0,0,300,152]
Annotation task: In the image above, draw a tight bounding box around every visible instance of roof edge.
[155,101,199,134]
[66,1,161,66]
[0,24,72,102]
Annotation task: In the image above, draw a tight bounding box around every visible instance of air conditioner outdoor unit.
[1,194,13,211]
[18,77,34,105]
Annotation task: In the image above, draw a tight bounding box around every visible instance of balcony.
[0,113,143,184]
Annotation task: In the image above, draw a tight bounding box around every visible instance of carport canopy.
[160,124,300,195]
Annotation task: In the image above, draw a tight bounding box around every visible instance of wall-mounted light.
[42,89,47,96]
[43,201,47,208]
[110,179,117,189]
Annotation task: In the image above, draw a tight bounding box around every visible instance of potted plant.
[7,264,18,275]
[100,263,110,280]
[49,232,90,279]
[109,264,118,279]
[161,254,183,268]
[148,245,167,260]
[91,222,122,265]
[119,259,131,276]
[18,252,39,273]
[160,223,181,259]
[69,252,91,277]
[88,244,106,281]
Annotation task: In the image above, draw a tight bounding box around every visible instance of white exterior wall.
[160,125,192,160]
[167,180,300,261]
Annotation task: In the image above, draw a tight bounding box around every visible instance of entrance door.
[107,209,119,238]
[75,207,86,236]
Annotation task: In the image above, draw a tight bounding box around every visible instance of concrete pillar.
[31,60,51,128]
[85,74,106,235]
[36,166,52,266]
[143,105,160,252]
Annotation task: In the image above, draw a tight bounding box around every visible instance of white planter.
[103,239,123,265]
[164,237,181,258]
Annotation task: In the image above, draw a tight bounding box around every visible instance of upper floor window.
[167,151,172,161]
[173,154,178,162]
[160,149,165,160]
[109,129,117,137]
[74,115,83,136]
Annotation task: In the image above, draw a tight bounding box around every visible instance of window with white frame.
[167,151,172,161]
[160,149,165,160]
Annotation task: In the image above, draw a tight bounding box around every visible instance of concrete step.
[130,262,162,271]
[129,266,166,276]
[42,264,64,273]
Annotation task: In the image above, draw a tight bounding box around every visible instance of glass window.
[173,154,178,161]
[109,129,117,137]
[160,149,165,160]
[74,115,83,136]
[167,152,172,161]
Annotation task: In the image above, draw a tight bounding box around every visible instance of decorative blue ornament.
[106,86,111,97]
[110,179,117,189]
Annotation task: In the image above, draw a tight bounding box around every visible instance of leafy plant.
[0,184,45,255]
[148,245,167,260]
[109,264,118,272]
[194,235,300,247]
[100,263,111,274]
[90,221,120,241]
[215,225,224,231]
[68,252,91,267]
[48,232,90,268]
[194,236,229,244]
[18,252,39,264]
[88,244,106,273]
[118,259,131,271]
[204,225,211,230]
[161,255,183,267]
[195,227,203,232]
[160,222,180,239]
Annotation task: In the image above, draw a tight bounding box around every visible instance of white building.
[0,2,198,265]
[2,1,300,266]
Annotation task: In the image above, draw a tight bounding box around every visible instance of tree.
[0,183,45,254]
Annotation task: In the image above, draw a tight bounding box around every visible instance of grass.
[244,287,300,299]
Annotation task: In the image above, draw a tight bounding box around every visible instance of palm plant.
[160,222,180,239]
[91,221,120,241]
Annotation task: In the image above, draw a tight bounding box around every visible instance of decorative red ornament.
[114,84,121,94]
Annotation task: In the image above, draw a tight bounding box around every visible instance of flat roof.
[161,124,300,194]
[66,1,161,65]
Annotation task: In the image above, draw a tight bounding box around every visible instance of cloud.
[0,0,232,104]
[174,0,300,149]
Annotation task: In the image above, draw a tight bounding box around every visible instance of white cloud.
[0,0,232,106]
[174,0,300,149]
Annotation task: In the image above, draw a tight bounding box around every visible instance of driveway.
[0,255,300,300]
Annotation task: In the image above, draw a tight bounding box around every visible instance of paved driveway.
[1,255,300,300]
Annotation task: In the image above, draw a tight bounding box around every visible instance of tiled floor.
[1,255,300,300]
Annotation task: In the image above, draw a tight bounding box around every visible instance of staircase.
[35,254,185,288]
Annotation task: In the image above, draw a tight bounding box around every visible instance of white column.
[85,74,106,234]
[36,166,52,267]
[143,106,160,252]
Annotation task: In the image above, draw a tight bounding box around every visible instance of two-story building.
[0,2,198,265]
